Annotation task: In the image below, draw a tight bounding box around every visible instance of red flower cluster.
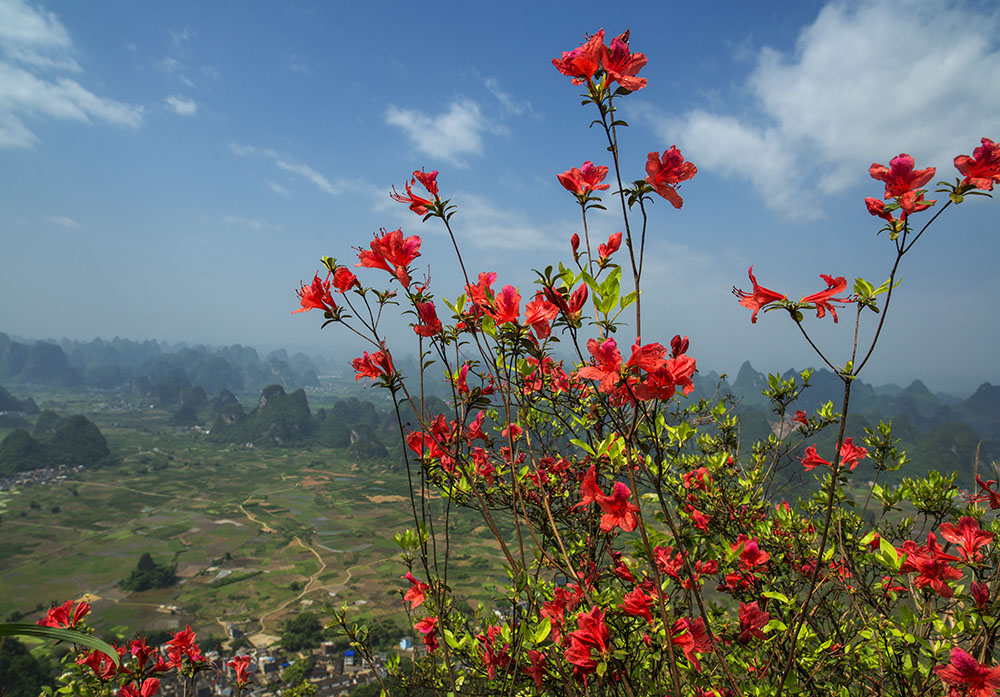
[352,349,394,383]
[576,335,696,405]
[165,625,205,670]
[356,228,421,288]
[552,29,647,92]
[37,598,91,628]
[733,267,785,323]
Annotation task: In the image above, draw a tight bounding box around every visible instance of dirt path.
[81,480,214,503]
[254,536,328,634]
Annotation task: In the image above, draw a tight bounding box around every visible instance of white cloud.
[437,193,569,252]
[229,143,361,197]
[386,99,501,166]
[265,180,289,196]
[0,0,79,71]
[642,0,1000,218]
[0,63,143,147]
[43,215,79,227]
[0,1,143,148]
[164,94,197,116]
[485,77,530,116]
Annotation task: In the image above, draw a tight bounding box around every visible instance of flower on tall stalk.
[800,274,852,322]
[352,350,394,383]
[558,161,610,197]
[602,30,647,92]
[227,656,252,688]
[292,274,337,314]
[955,138,1000,191]
[552,30,605,85]
[938,516,994,563]
[356,228,422,288]
[733,266,786,323]
[391,169,441,215]
[645,146,697,208]
[869,153,935,199]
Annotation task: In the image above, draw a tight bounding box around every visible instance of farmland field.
[0,390,507,646]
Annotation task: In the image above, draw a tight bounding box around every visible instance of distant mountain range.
[0,332,329,394]
[1,331,996,485]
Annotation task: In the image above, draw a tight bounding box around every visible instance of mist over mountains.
[1,330,997,486]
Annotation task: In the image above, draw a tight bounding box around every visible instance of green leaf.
[762,591,791,605]
[0,624,121,665]
[570,438,595,456]
[533,618,552,645]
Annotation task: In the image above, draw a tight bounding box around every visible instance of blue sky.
[1,0,998,394]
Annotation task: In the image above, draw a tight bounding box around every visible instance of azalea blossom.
[645,146,697,208]
[598,232,622,260]
[165,625,205,670]
[292,274,336,314]
[558,161,610,196]
[552,30,605,85]
[869,153,935,199]
[331,266,359,293]
[897,532,963,598]
[356,228,422,288]
[938,516,994,563]
[576,337,623,394]
[413,301,443,336]
[391,168,440,215]
[934,647,1000,697]
[524,292,558,339]
[955,137,1000,191]
[602,30,647,91]
[733,266,786,323]
[800,274,852,322]
[621,588,654,624]
[596,480,640,532]
[414,615,439,652]
[227,655,252,688]
[402,572,430,608]
[37,598,91,628]
[117,678,160,697]
[738,601,770,644]
[352,350,394,383]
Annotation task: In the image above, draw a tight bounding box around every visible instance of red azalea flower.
[792,410,809,427]
[955,138,1000,191]
[552,30,605,85]
[524,292,558,339]
[972,582,992,612]
[645,146,697,208]
[839,438,868,471]
[402,572,430,609]
[733,535,770,568]
[800,274,852,322]
[973,475,1000,509]
[865,196,896,222]
[166,626,205,669]
[78,648,121,681]
[738,601,770,644]
[227,655,252,687]
[935,647,1000,697]
[800,446,831,472]
[558,161,610,196]
[671,617,713,672]
[571,233,581,255]
[117,678,160,697]
[602,30,647,92]
[869,153,935,199]
[733,266,786,323]
[356,228,421,288]
[621,588,654,624]
[391,168,440,215]
[654,545,684,580]
[577,337,623,394]
[351,350,394,383]
[37,598,91,628]
[414,616,438,652]
[596,481,639,532]
[292,274,336,314]
[492,285,521,325]
[565,606,610,681]
[898,189,935,217]
[897,532,963,598]
[331,266,359,293]
[413,301,443,336]
[524,649,547,689]
[574,465,604,510]
[939,516,994,563]
[598,232,623,260]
